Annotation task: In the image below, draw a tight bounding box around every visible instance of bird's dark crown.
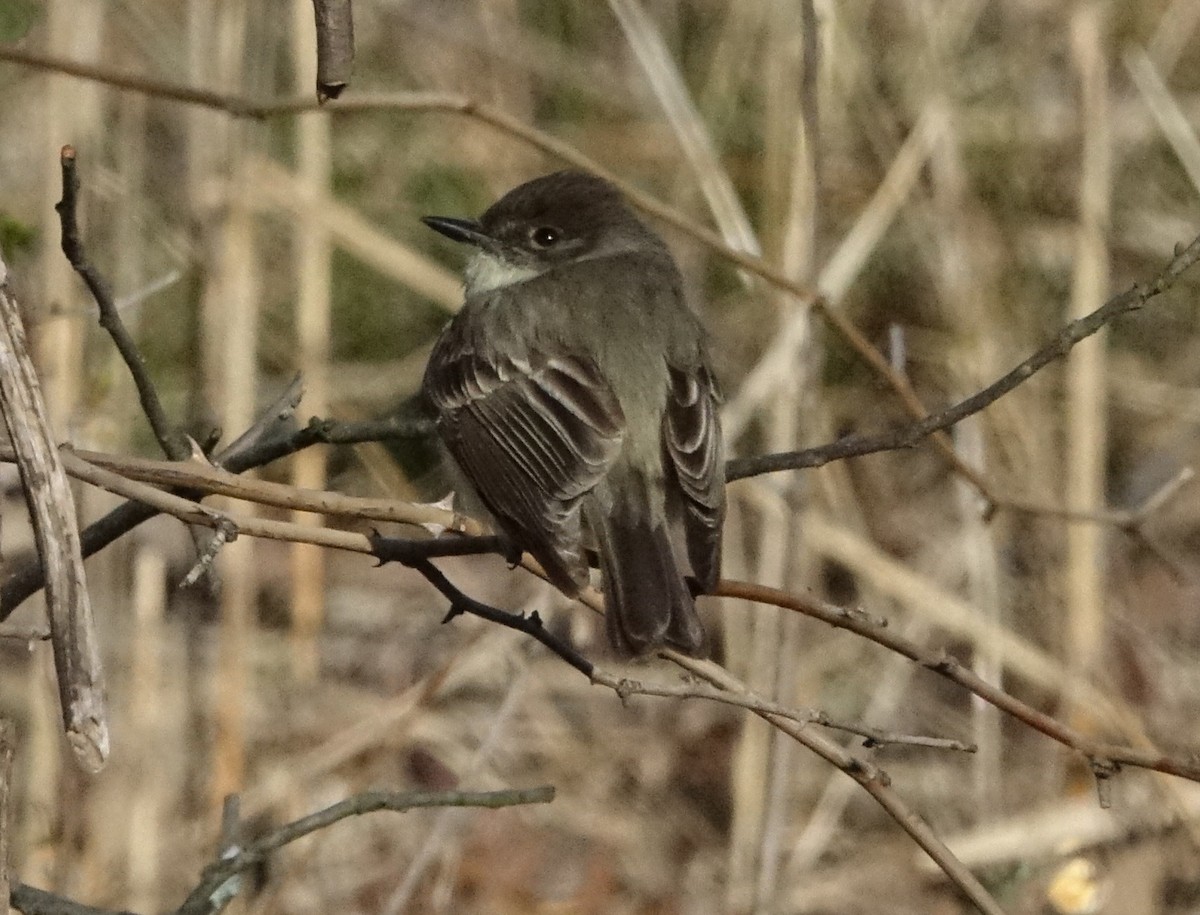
[478,171,652,263]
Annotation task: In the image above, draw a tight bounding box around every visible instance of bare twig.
[9,790,552,915]
[0,257,108,772]
[727,227,1200,483]
[69,447,456,529]
[173,787,554,915]
[590,669,974,752]
[56,147,189,461]
[407,556,594,677]
[51,446,481,562]
[716,578,1200,783]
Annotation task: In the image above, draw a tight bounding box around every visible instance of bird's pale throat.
[464,251,544,296]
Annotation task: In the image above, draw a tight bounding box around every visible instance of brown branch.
[0,258,108,772]
[68,447,457,529]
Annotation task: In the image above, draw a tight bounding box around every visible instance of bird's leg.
[495,530,524,569]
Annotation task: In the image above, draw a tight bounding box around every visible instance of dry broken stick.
[0,255,108,773]
[311,0,354,102]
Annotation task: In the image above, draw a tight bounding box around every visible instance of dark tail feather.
[590,506,707,657]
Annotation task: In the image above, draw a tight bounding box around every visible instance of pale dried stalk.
[247,158,461,310]
[753,4,822,905]
[210,177,260,807]
[128,545,166,912]
[607,0,761,257]
[1065,6,1111,706]
[289,0,334,682]
[1125,48,1200,196]
[723,108,941,440]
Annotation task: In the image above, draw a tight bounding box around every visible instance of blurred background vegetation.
[4,0,1200,912]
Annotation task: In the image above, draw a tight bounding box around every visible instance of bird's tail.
[588,487,707,657]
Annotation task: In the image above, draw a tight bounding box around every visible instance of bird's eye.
[530,226,561,249]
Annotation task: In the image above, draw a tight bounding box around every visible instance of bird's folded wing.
[663,362,725,591]
[425,323,625,588]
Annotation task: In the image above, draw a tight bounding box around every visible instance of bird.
[420,171,724,656]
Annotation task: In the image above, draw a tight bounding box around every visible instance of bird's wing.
[663,361,725,592]
[424,317,625,593]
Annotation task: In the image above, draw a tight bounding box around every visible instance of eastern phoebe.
[421,171,724,655]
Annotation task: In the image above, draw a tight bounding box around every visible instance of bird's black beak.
[421,216,491,248]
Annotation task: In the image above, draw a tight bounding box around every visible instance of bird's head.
[422,171,656,296]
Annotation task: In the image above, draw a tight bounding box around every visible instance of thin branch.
[55,146,189,461]
[716,578,1200,783]
[590,669,975,752]
[68,447,456,529]
[407,556,594,677]
[727,229,1200,483]
[173,787,554,915]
